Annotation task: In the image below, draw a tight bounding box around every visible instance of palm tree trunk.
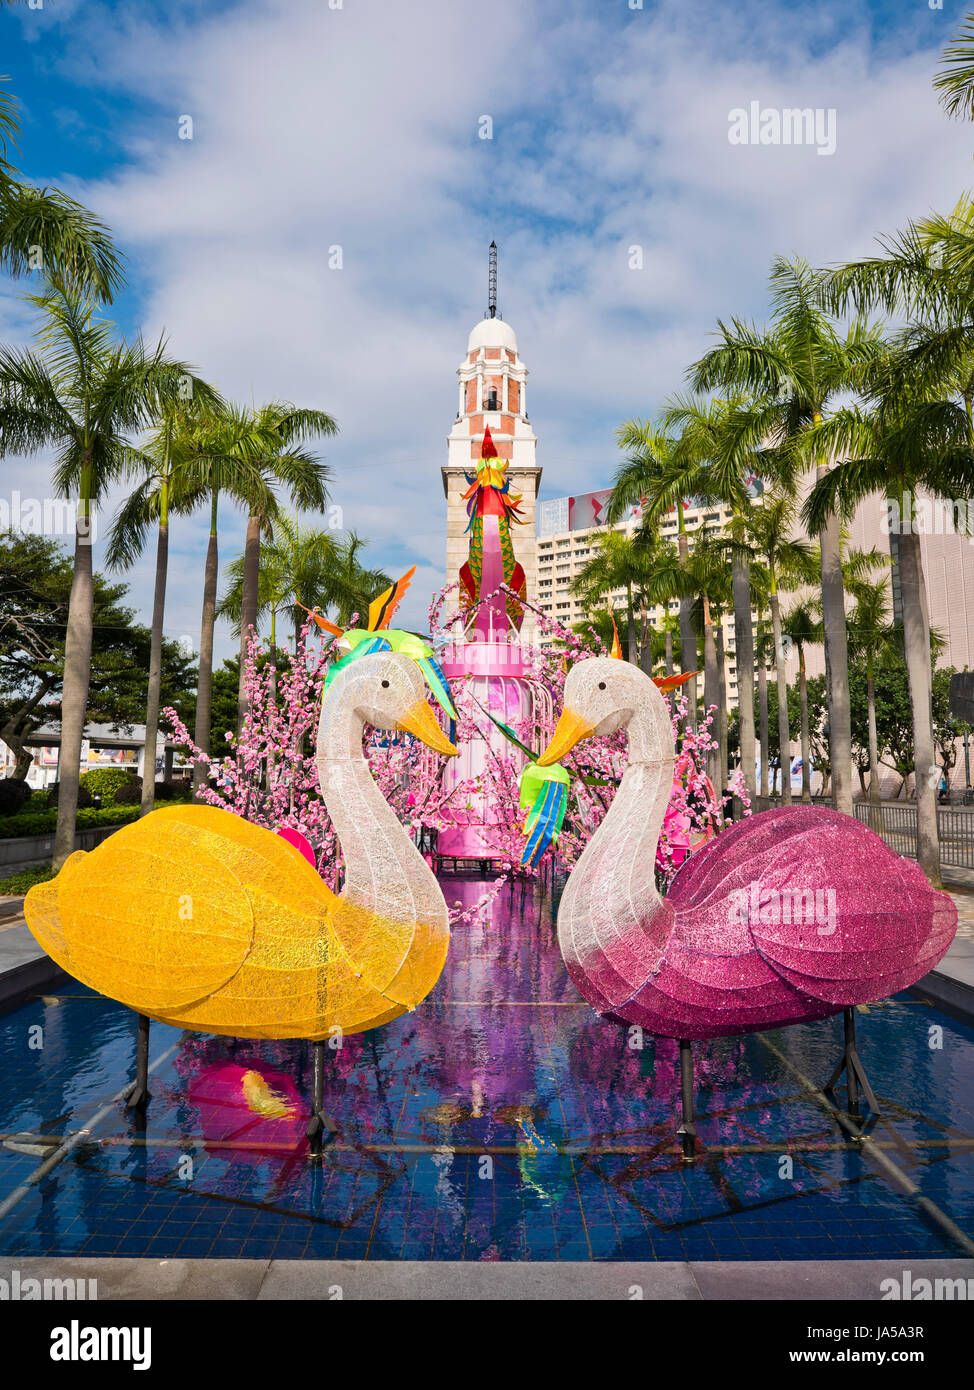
[716,622,728,787]
[626,583,637,666]
[664,626,674,677]
[769,589,791,805]
[732,554,756,797]
[818,473,853,815]
[798,647,811,803]
[237,512,262,730]
[53,496,95,868]
[702,595,720,788]
[193,490,220,796]
[758,660,769,798]
[898,526,941,885]
[266,606,278,791]
[141,503,169,817]
[638,595,652,675]
[676,526,697,728]
[867,654,881,829]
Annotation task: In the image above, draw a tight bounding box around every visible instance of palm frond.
[935,13,974,120]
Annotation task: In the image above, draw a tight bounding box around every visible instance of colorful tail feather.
[519,762,570,868]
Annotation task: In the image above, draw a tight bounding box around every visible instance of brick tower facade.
[441,313,541,642]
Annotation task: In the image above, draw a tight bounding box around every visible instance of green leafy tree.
[105,396,224,814]
[0,533,195,780]
[803,350,970,884]
[781,599,822,802]
[609,422,699,711]
[691,256,886,815]
[218,517,391,655]
[228,402,336,727]
[571,526,675,672]
[650,392,784,795]
[725,489,818,803]
[0,278,210,863]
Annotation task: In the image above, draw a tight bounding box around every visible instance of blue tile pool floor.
[1,876,973,1261]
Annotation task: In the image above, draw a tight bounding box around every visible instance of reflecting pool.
[1,875,972,1261]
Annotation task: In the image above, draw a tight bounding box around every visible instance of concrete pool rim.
[0,1255,972,1300]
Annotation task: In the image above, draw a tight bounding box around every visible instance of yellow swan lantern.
[24,651,458,1041]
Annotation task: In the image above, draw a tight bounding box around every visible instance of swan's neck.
[316,708,445,928]
[560,707,674,955]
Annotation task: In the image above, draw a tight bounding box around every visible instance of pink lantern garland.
[163,588,745,920]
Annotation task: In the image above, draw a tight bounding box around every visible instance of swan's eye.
[381,680,390,689]
[598,681,606,691]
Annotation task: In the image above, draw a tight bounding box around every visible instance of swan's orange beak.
[397,699,458,757]
[537,708,594,767]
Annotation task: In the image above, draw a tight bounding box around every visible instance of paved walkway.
[0,1255,970,1300]
[0,898,24,937]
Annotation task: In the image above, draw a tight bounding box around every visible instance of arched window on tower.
[485,384,499,412]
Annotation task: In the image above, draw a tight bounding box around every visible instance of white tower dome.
[466,317,518,355]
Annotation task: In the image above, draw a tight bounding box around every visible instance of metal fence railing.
[749,796,974,870]
[852,802,920,859]
[750,795,831,814]
[932,808,974,869]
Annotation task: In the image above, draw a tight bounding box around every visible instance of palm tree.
[754,604,773,797]
[802,355,971,885]
[823,195,974,445]
[0,79,122,300]
[845,576,894,812]
[232,402,336,727]
[934,10,974,121]
[781,600,822,802]
[609,422,699,716]
[725,490,818,804]
[691,256,887,814]
[650,391,793,796]
[310,530,392,629]
[652,531,732,787]
[0,276,209,863]
[572,528,645,665]
[174,405,290,792]
[106,396,222,815]
[219,520,391,653]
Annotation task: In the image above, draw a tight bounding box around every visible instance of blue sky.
[2,0,973,658]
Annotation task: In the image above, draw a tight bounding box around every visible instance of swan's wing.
[321,892,449,1031]
[671,807,956,1005]
[750,835,956,1003]
[25,807,261,1014]
[23,851,88,966]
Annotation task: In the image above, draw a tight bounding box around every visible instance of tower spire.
[487,240,498,319]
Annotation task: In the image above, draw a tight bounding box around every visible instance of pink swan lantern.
[537,658,957,1043]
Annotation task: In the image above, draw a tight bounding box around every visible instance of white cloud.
[4,0,973,659]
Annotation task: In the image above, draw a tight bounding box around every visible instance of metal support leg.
[306,1040,337,1157]
[825,1007,882,1120]
[677,1038,697,1162]
[125,1013,151,1114]
[843,1010,860,1117]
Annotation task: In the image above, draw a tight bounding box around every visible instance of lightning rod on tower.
[487,240,498,319]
